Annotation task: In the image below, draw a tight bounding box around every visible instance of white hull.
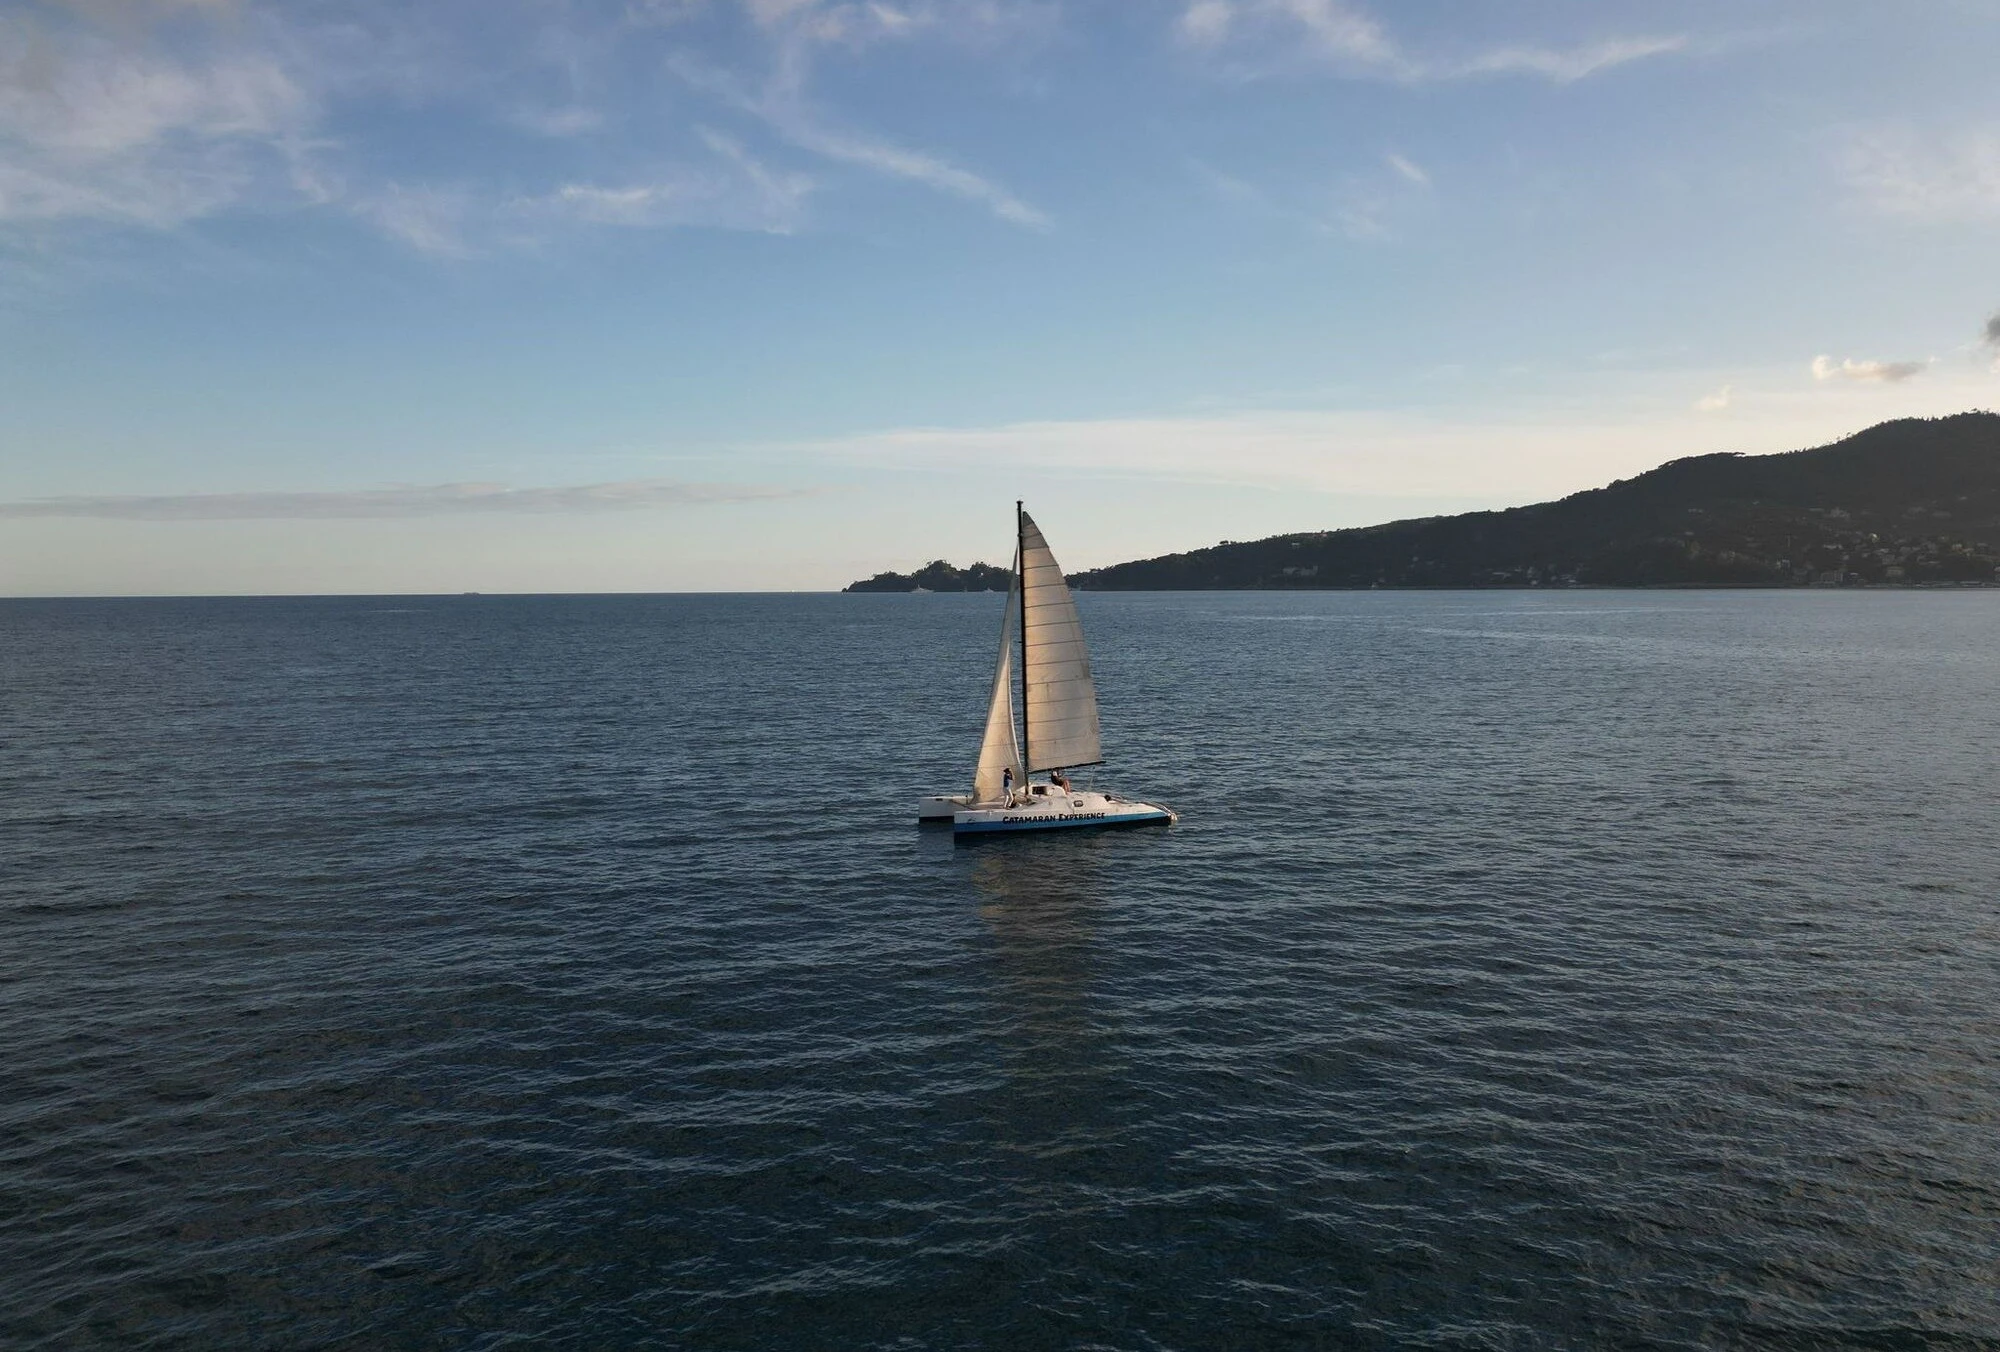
[917,794,970,822]
[947,784,1176,836]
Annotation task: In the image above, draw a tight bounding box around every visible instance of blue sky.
[3,0,1999,593]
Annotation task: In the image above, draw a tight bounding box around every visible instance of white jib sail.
[1019,511,1103,772]
[971,549,1027,804]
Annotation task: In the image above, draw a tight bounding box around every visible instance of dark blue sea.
[4,591,1998,1350]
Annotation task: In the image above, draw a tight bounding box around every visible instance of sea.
[3,590,1997,1350]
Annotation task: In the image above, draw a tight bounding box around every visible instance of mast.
[1017,499,1029,778]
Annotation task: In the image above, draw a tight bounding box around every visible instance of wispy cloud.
[0,27,304,157]
[799,409,1664,496]
[1838,126,2000,222]
[1254,0,1403,72]
[698,127,815,219]
[1695,384,1732,412]
[1329,188,1396,240]
[521,131,812,236]
[0,7,310,228]
[1452,36,1685,83]
[1,0,1039,252]
[1384,151,1428,186]
[332,128,812,257]
[772,361,2000,503]
[767,112,1047,228]
[670,14,1052,232]
[510,105,604,138]
[736,0,1057,51]
[0,479,813,520]
[1173,0,1682,85]
[1811,354,1927,384]
[783,407,1759,502]
[1188,157,1286,218]
[1193,145,1429,242]
[1177,0,1234,47]
[350,183,477,256]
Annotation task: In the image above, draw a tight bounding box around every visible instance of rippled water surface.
[4,590,1999,1349]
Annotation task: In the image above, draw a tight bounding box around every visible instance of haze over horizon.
[5,0,2000,595]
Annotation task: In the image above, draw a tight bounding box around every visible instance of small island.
[843,559,1015,593]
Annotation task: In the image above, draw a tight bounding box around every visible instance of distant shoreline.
[844,580,2000,593]
[1058,413,2000,593]
[11,581,2000,603]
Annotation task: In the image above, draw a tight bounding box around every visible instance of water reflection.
[964,839,1132,1163]
[967,838,1104,1034]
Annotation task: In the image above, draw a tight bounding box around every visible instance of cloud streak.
[0,480,812,520]
[793,409,1683,498]
[1839,127,2000,222]
[1193,146,1430,242]
[333,130,813,256]
[769,363,2000,510]
[1,0,1036,250]
[520,131,812,237]
[0,6,311,228]
[1811,354,1926,384]
[669,30,1051,231]
[1451,35,1685,82]
[769,113,1048,228]
[1384,152,1427,186]
[1173,0,1683,85]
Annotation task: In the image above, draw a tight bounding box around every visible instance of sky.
[3,0,1999,594]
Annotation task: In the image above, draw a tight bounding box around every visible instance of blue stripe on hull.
[954,810,1171,835]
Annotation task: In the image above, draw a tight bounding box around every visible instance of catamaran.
[918,504,1177,836]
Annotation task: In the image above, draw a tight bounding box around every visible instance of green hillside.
[1071,412,2000,590]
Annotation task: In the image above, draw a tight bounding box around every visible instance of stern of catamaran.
[917,795,966,822]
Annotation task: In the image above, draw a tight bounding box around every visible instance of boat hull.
[950,787,1176,836]
[954,807,1173,836]
[917,795,972,823]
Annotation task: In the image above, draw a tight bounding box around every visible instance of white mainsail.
[1019,510,1103,772]
[971,549,1027,803]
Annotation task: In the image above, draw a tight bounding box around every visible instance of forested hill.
[1071,412,2000,590]
[843,559,1013,592]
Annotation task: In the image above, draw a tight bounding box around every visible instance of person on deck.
[1002,766,1014,806]
[1050,770,1071,792]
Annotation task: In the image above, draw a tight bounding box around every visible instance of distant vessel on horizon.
[918,503,1176,836]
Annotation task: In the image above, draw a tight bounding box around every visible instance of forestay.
[971,549,1027,803]
[1019,511,1103,771]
